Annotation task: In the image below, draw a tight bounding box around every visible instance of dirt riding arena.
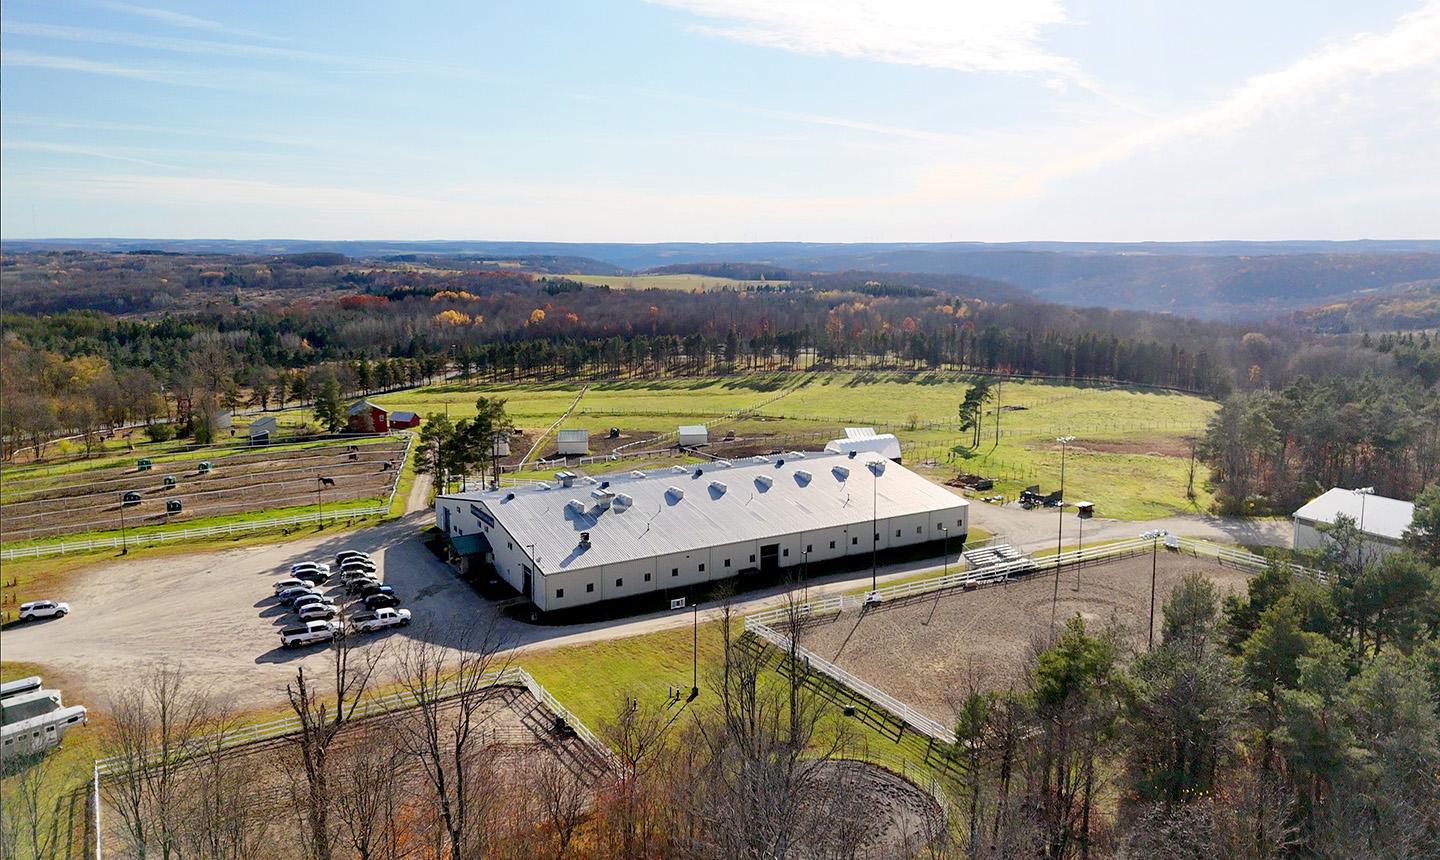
[800,554,1253,726]
[98,684,611,858]
[792,759,945,859]
[0,437,407,540]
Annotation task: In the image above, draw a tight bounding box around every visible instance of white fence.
[2,434,413,562]
[743,537,1321,746]
[92,666,614,858]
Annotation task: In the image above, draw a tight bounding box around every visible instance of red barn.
[389,410,420,429]
[347,400,389,433]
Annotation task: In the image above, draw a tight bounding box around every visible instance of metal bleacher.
[962,543,1031,571]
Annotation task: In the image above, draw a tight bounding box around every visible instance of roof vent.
[667,485,684,500]
[583,475,599,485]
[630,470,646,478]
[694,467,704,477]
[580,531,590,545]
[833,465,850,479]
[717,459,733,468]
[795,469,812,483]
[776,458,785,467]
[555,470,576,488]
[505,492,516,501]
[672,465,688,473]
[848,450,857,459]
[591,488,614,510]
[600,480,610,489]
[790,451,806,458]
[752,455,770,463]
[615,492,633,508]
[755,475,774,490]
[537,481,552,490]
[709,480,727,495]
[566,499,585,514]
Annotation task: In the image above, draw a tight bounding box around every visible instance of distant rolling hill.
[7,238,1438,320]
[1291,281,1440,332]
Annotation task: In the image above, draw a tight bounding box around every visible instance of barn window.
[783,548,789,557]
[917,526,923,534]
[957,519,963,527]
[895,529,901,537]
[806,544,812,553]
[750,554,756,563]
[852,537,858,545]
[507,541,513,550]
[556,588,565,599]
[829,541,836,549]
[586,583,594,593]
[698,563,706,572]
[672,568,679,577]
[644,573,651,582]
[724,559,731,568]
[615,578,623,587]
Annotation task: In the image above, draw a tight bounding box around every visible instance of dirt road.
[966,499,1289,551]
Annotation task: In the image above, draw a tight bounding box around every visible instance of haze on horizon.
[2,0,1438,243]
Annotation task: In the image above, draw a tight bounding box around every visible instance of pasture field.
[0,435,407,546]
[800,553,1251,726]
[373,372,1215,517]
[560,272,790,291]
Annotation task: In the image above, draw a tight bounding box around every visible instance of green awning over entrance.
[448,533,492,557]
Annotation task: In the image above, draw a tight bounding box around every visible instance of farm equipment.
[608,427,620,439]
[949,473,994,491]
[1019,487,1063,509]
[136,458,152,471]
[163,475,176,487]
[122,492,142,505]
[166,500,183,514]
[198,461,212,474]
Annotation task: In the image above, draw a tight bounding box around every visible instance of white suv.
[279,620,339,648]
[18,600,70,621]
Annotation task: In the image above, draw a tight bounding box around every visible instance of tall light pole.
[870,460,881,593]
[1352,486,1374,573]
[939,525,949,580]
[800,549,810,606]
[1141,529,1167,649]
[690,594,700,701]
[1049,436,1075,628]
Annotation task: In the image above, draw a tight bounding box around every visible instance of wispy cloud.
[80,1,288,42]
[2,139,188,170]
[2,21,346,64]
[1,49,200,84]
[1,114,344,151]
[648,0,1081,79]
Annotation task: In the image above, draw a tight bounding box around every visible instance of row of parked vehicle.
[274,549,411,648]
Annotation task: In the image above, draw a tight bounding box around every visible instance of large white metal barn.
[436,451,969,612]
[1292,487,1413,560]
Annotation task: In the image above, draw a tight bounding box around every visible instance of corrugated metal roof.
[557,429,589,440]
[348,399,384,415]
[845,427,878,440]
[678,424,707,435]
[440,451,967,573]
[826,433,902,460]
[1293,488,1414,541]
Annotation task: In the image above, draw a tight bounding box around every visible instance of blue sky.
[2,0,1437,241]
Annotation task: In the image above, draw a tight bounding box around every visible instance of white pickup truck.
[279,620,339,648]
[350,607,411,633]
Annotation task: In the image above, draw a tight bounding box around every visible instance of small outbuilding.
[557,429,590,456]
[388,410,420,430]
[348,400,389,433]
[491,432,512,457]
[1292,487,1413,561]
[825,428,902,463]
[678,424,709,447]
[248,416,278,445]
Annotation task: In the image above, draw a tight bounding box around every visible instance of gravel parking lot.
[1,513,493,708]
[800,553,1254,726]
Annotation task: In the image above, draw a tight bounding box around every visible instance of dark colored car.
[358,583,395,600]
[345,577,380,595]
[363,593,400,610]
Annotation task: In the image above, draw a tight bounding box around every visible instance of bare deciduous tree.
[393,618,513,860]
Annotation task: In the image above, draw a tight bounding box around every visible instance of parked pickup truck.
[279,620,339,648]
[350,607,411,633]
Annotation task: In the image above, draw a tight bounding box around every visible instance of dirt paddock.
[800,553,1253,725]
[98,684,611,858]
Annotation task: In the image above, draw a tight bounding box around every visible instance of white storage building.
[556,429,589,455]
[436,451,969,612]
[1292,488,1413,560]
[825,427,903,463]
[678,424,709,447]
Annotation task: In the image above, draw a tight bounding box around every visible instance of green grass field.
[374,372,1215,519]
[561,273,790,292]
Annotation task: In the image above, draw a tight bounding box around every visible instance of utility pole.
[1049,436,1075,629]
[1142,529,1166,649]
